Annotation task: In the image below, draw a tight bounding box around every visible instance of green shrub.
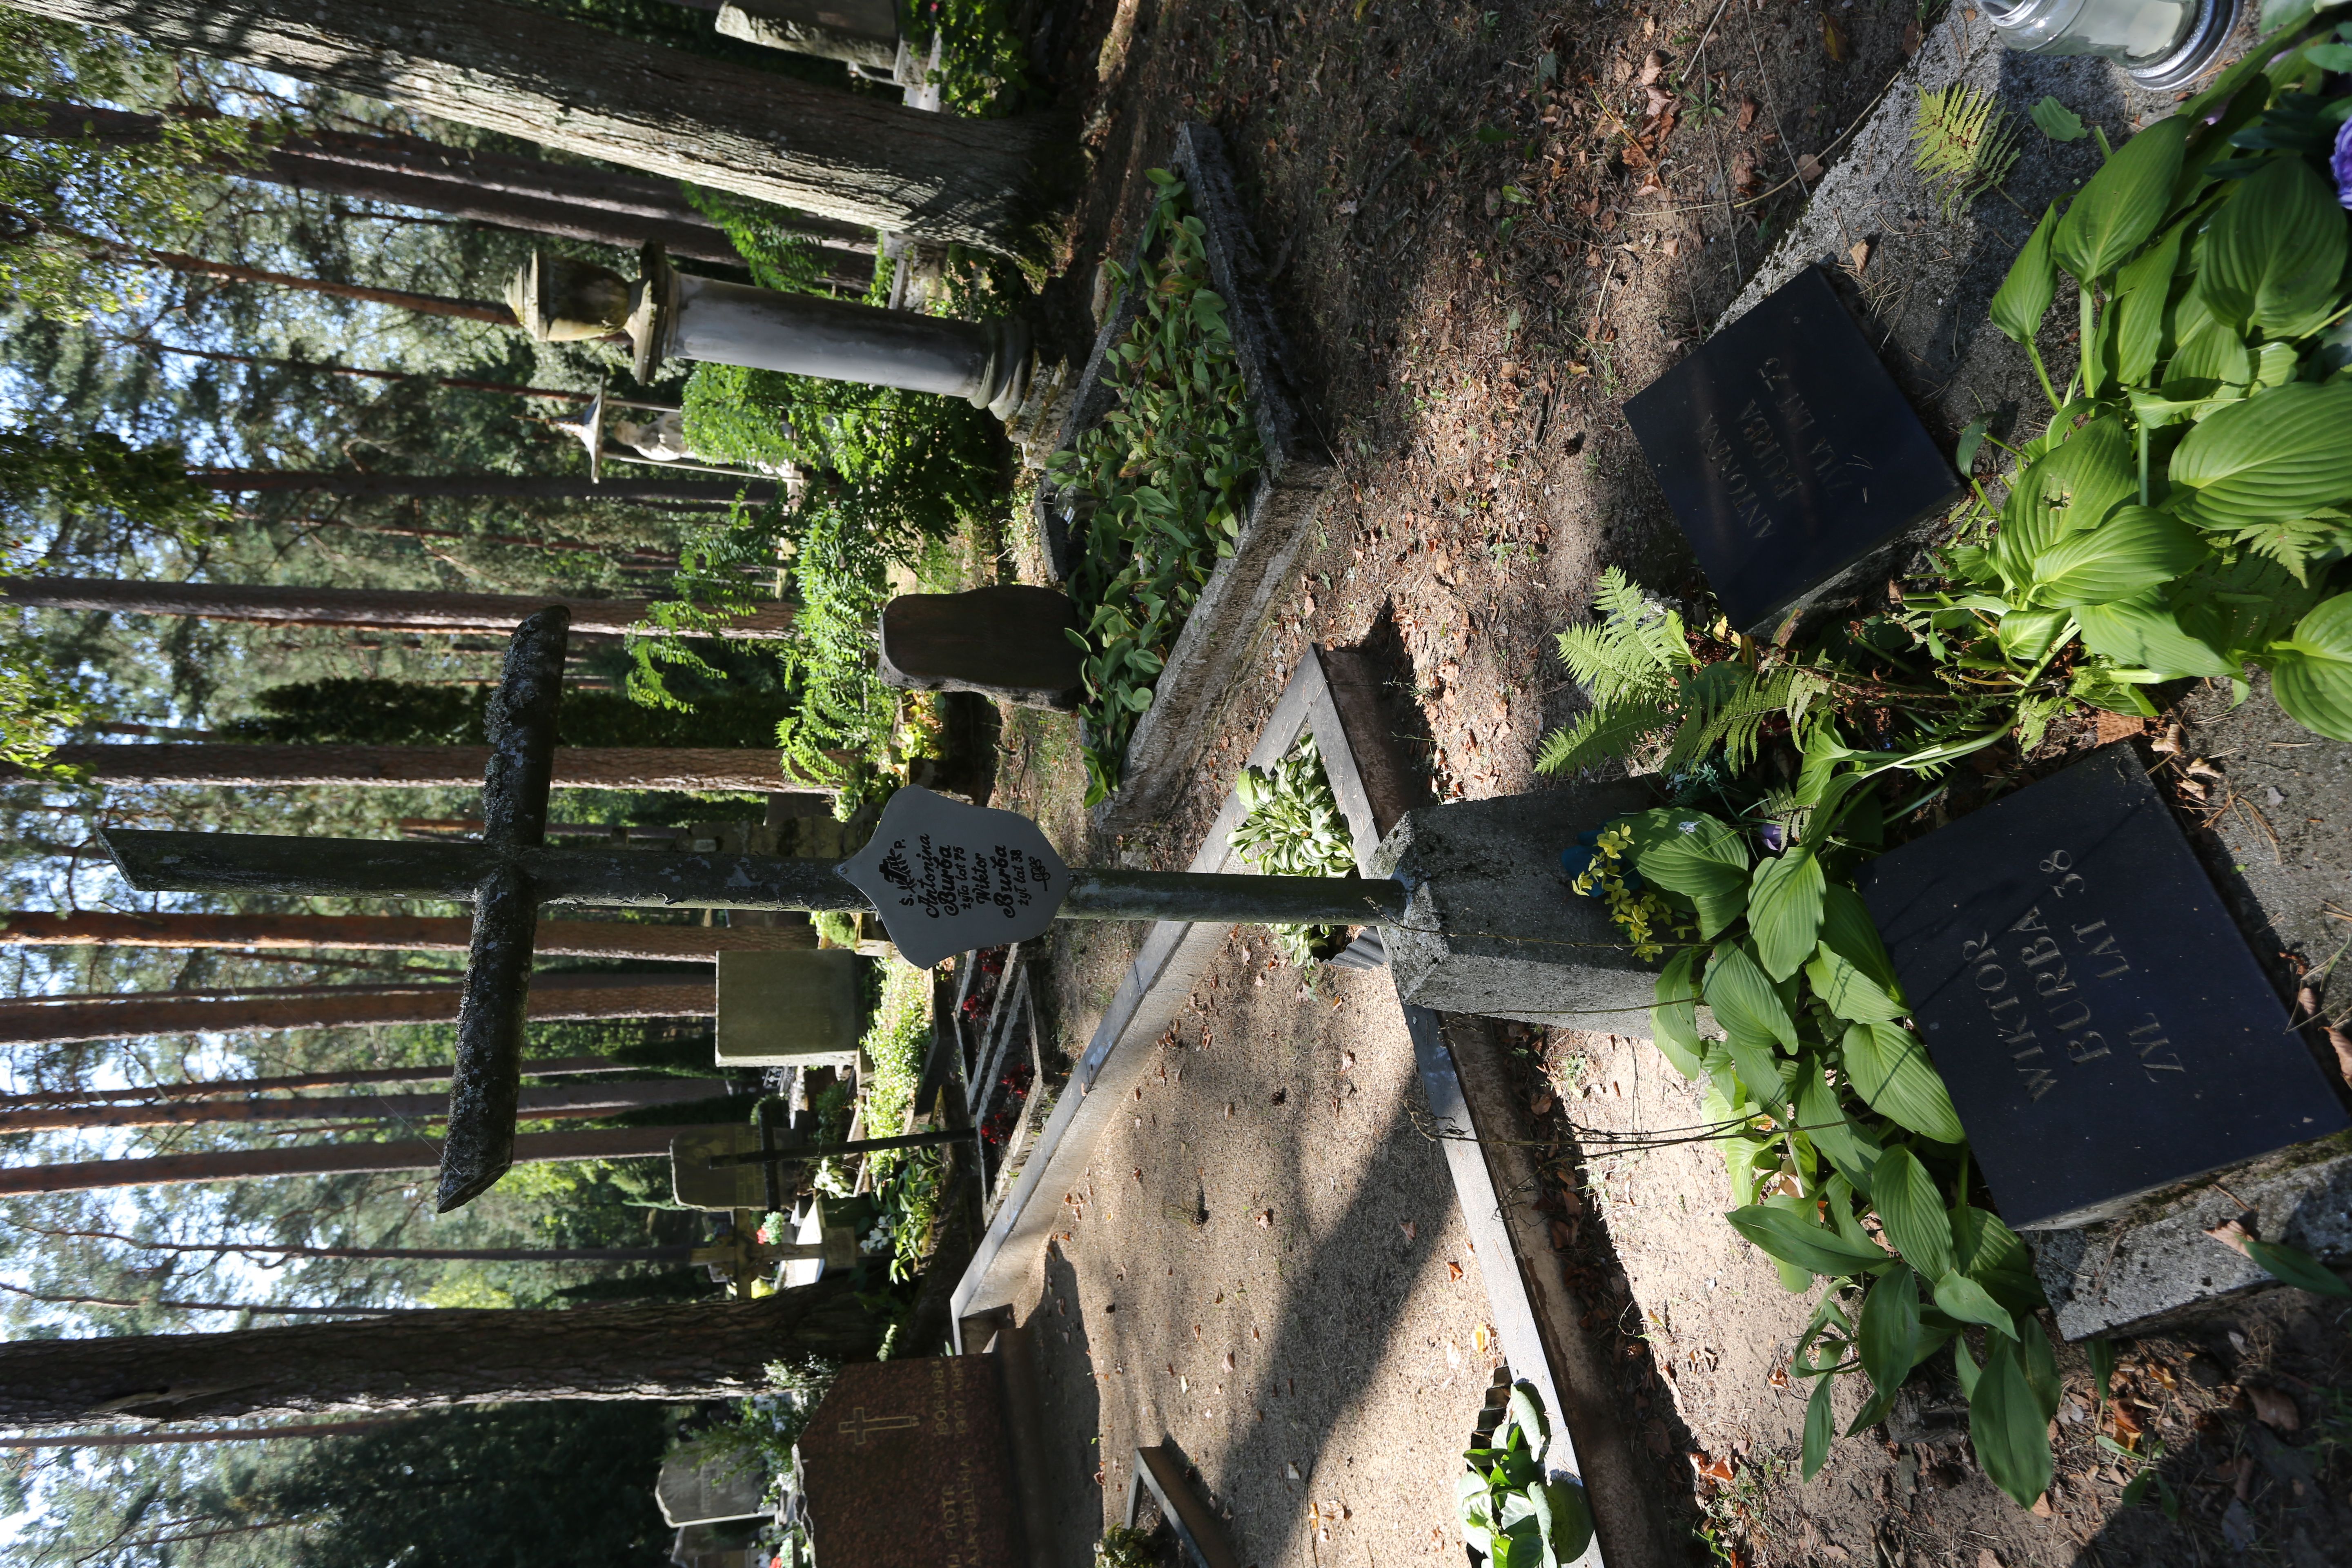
[1052,174,1264,805]
[226,675,785,748]
[1227,735,1357,965]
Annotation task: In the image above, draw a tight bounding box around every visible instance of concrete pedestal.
[1370,782,1665,1030]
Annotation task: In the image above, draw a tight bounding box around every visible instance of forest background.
[0,0,1037,1560]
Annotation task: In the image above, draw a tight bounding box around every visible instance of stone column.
[507,248,1032,416]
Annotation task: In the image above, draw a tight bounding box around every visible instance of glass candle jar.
[1984,0,2242,89]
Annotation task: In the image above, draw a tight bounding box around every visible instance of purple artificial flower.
[2336,118,2352,212]
[1757,822,1788,853]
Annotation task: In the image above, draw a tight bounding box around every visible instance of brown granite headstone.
[797,1356,1020,1568]
[878,586,1085,710]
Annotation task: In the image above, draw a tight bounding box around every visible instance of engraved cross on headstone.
[838,1407,923,1448]
[98,620,1408,1213]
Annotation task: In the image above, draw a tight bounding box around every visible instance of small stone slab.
[2032,1143,2352,1341]
[798,1357,1020,1567]
[837,786,1069,969]
[1856,744,2349,1231]
[878,586,1085,711]
[1622,265,1961,635]
[714,949,865,1068]
[670,1125,771,1211]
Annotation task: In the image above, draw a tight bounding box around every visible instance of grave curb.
[953,644,1671,1568]
[1033,120,1340,833]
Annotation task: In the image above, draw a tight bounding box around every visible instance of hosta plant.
[1588,797,2062,1508]
[1227,734,1358,964]
[1457,1383,1595,1567]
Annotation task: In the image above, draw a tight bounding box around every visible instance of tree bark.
[17,743,813,792]
[0,1121,737,1198]
[5,96,879,269]
[0,972,715,1047]
[0,0,1068,253]
[0,576,795,639]
[0,1056,636,1110]
[0,909,812,959]
[105,237,514,322]
[0,1277,875,1422]
[0,1420,407,1447]
[190,471,777,506]
[9,1226,692,1264]
[0,1076,730,1131]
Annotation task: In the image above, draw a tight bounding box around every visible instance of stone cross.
[100,622,1405,1212]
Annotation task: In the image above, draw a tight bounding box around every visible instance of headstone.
[666,1523,764,1568]
[656,1441,768,1528]
[1621,265,1962,635]
[797,1357,1021,1566]
[1855,744,2350,1231]
[837,786,1069,969]
[670,1125,773,1211]
[715,949,865,1069]
[879,586,1086,710]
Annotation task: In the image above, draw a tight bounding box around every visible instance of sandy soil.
[1010,927,1505,1567]
[973,0,2352,1562]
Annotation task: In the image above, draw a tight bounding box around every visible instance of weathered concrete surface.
[1372,784,1664,1028]
[2031,1138,2352,1341]
[1724,8,2181,461]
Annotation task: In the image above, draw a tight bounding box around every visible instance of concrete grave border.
[1033,120,1340,831]
[951,645,1682,1568]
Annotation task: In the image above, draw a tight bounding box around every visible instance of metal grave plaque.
[835,786,1068,968]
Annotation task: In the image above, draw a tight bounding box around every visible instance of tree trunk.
[0,576,795,639]
[0,1420,408,1447]
[0,1056,635,1110]
[191,471,777,507]
[16,743,814,792]
[5,96,879,270]
[0,972,715,1047]
[107,237,514,322]
[0,1076,730,1131]
[0,1120,740,1198]
[0,1277,875,1422]
[11,1228,692,1264]
[0,909,813,960]
[0,0,1068,253]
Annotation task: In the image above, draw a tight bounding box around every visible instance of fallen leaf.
[1257,1209,1274,1227]
[2206,1217,2253,1256]
[2247,1385,2300,1431]
[1638,49,1664,85]
[1848,239,1872,274]
[1400,1220,1418,1241]
[1446,1340,1462,1367]
[1224,1352,1236,1370]
[1736,95,1757,132]
[2029,1493,2052,1517]
[1133,1167,1144,1183]
[2329,1023,2352,1086]
[1902,19,1922,54]
[1978,1551,2002,1568]
[1473,1323,1494,1354]
[1286,1461,1302,1480]
[1690,1451,1736,1484]
[1797,152,1825,184]
[1821,13,1849,61]
[1448,1260,1465,1281]
[1340,1051,1356,1071]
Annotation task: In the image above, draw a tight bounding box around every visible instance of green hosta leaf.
[1797,1062,1880,1192]
[1967,1336,2055,1508]
[1841,1022,1966,1144]
[1871,1147,1956,1281]
[1952,1334,1981,1401]
[1704,941,1798,1051]
[1811,886,1905,1011]
[1802,1369,1837,1479]
[2075,595,2236,679]
[2052,116,2186,281]
[2029,95,2086,141]
[2028,504,2209,606]
[1934,1270,2017,1339]
[1991,203,2060,346]
[2110,222,2186,387]
[1748,847,1826,981]
[2241,1236,2352,1296]
[2021,1319,2062,1421]
[1538,1481,1595,1565]
[1650,946,1706,1079]
[1627,810,1752,938]
[2267,592,2352,742]
[2168,381,2352,531]
[1997,606,2074,664]
[1993,415,2135,580]
[1855,1267,1925,1412]
[1726,1203,1893,1280]
[1953,1203,2047,1313]
[2198,156,2349,339]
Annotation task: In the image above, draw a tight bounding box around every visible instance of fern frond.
[1664,664,1797,773]
[1535,698,1673,777]
[1911,84,2020,220]
[1554,567,1693,705]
